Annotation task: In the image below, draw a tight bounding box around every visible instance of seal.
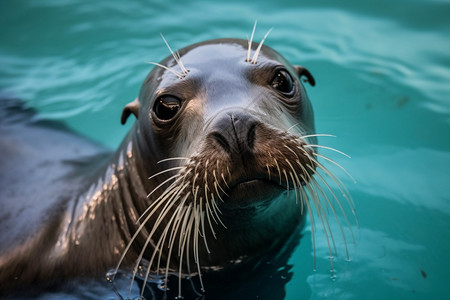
[0,32,352,299]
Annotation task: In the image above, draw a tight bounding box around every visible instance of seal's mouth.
[226,179,285,207]
[225,175,307,208]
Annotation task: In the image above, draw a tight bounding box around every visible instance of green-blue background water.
[1,0,449,299]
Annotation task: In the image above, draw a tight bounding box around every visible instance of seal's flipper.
[294,65,315,87]
[121,98,140,125]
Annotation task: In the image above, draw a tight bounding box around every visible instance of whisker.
[136,195,183,298]
[221,172,230,189]
[283,169,290,196]
[178,205,193,258]
[160,33,188,75]
[313,152,356,184]
[211,194,226,228]
[164,204,192,286]
[200,204,212,251]
[285,159,300,203]
[193,207,205,292]
[304,181,335,275]
[273,158,282,185]
[191,173,199,197]
[246,20,257,62]
[140,176,182,223]
[148,166,184,180]
[309,166,352,258]
[251,27,273,64]
[146,62,184,79]
[213,170,228,198]
[138,202,178,290]
[305,144,351,158]
[114,185,182,281]
[178,208,196,298]
[214,182,225,203]
[288,171,299,205]
[301,133,336,139]
[157,157,190,164]
[203,198,217,238]
[307,154,358,224]
[309,176,338,255]
[146,173,180,198]
[301,149,353,203]
[286,122,301,133]
[301,178,317,270]
[168,199,190,256]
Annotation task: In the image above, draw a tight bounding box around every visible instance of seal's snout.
[208,112,258,158]
[194,108,316,207]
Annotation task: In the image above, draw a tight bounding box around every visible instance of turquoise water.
[1,0,449,299]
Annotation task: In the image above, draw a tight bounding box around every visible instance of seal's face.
[121,38,318,282]
[144,40,315,205]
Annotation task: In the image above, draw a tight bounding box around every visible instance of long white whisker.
[164,204,192,285]
[206,196,222,238]
[313,152,356,184]
[274,158,282,185]
[283,169,290,196]
[304,180,335,275]
[251,27,273,64]
[193,206,205,292]
[139,175,182,224]
[202,197,214,248]
[211,194,226,228]
[148,167,184,180]
[114,183,183,282]
[305,144,351,158]
[309,176,338,255]
[309,165,353,257]
[308,155,358,224]
[157,157,190,164]
[301,133,336,139]
[146,62,184,79]
[247,20,257,62]
[213,170,228,197]
[146,173,180,198]
[301,180,317,270]
[221,172,229,189]
[135,194,182,298]
[178,208,196,298]
[155,202,184,278]
[285,159,300,201]
[160,33,188,75]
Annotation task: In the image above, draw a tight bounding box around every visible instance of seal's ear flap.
[294,65,316,87]
[121,98,140,125]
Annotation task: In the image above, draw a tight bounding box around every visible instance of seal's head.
[119,37,325,293]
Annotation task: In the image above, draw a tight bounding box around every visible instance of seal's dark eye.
[271,70,294,96]
[154,96,181,120]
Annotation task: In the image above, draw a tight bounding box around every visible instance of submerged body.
[0,38,322,298]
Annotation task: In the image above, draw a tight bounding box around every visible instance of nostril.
[247,123,257,150]
[211,132,231,154]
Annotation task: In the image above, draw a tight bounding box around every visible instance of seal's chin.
[226,179,287,208]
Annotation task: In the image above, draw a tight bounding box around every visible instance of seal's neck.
[63,126,154,272]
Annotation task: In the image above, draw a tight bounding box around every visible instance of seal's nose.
[208,111,258,159]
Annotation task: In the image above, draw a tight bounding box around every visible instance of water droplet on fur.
[105,269,116,282]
